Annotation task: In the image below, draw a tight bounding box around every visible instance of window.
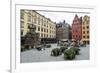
[28,14,31,22]
[87,31,89,33]
[41,18,43,25]
[21,30,23,35]
[83,36,85,38]
[44,28,46,32]
[83,27,85,29]
[87,26,89,29]
[38,27,40,31]
[83,31,85,34]
[87,36,89,38]
[41,28,43,32]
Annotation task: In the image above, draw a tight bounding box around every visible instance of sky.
[37,11,90,25]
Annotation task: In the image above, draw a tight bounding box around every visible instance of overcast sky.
[37,11,90,25]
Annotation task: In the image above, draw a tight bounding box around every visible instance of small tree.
[21,24,40,51]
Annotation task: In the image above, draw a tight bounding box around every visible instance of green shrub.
[46,44,51,48]
[22,45,32,51]
[51,48,61,56]
[64,49,76,60]
[70,47,80,55]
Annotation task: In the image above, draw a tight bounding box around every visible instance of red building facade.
[72,14,82,41]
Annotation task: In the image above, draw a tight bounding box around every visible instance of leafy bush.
[46,44,51,48]
[70,47,80,55]
[51,48,61,56]
[60,46,68,53]
[21,45,33,52]
[64,49,76,60]
[21,45,29,52]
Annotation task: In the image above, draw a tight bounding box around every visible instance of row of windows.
[82,26,89,29]
[20,10,56,37]
[21,22,55,34]
[83,20,90,24]
[27,12,56,30]
[21,10,56,30]
[21,29,55,38]
[37,27,55,34]
[83,36,89,39]
[83,31,89,34]
[28,16,56,30]
[40,33,55,38]
[21,22,55,35]
[72,35,81,39]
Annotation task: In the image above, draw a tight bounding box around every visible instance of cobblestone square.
[21,44,89,63]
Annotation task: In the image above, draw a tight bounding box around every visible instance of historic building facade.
[56,20,70,41]
[82,15,90,44]
[20,10,56,39]
[72,14,82,41]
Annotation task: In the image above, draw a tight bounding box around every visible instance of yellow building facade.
[82,15,90,44]
[21,10,56,38]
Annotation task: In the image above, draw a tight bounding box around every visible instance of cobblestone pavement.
[20,44,89,63]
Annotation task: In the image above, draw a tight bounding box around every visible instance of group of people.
[57,39,86,47]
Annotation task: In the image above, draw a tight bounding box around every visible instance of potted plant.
[64,49,76,60]
[51,48,61,56]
